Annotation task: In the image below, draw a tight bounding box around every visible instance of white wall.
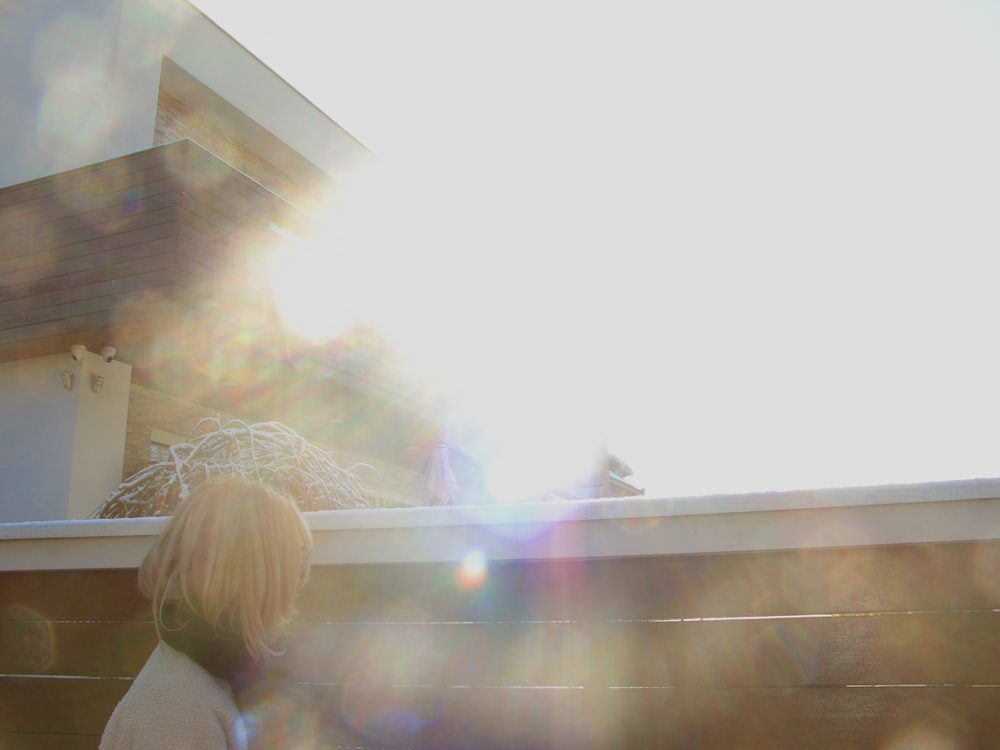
[67,352,133,519]
[0,355,78,521]
[0,0,371,190]
[0,351,131,522]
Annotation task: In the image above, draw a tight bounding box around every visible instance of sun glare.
[214,0,1000,498]
[269,157,618,499]
[271,168,425,344]
[272,245,359,344]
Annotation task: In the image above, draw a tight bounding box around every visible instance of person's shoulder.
[101,644,243,750]
[124,645,238,726]
[144,643,236,707]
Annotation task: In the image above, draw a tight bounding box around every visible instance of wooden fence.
[2,482,999,749]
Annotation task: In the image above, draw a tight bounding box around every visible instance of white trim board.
[2,478,999,571]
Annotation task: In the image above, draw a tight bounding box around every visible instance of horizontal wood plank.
[603,685,1000,750]
[177,225,261,269]
[0,223,180,285]
[0,204,181,264]
[0,246,178,303]
[0,621,155,677]
[174,241,225,282]
[0,165,181,227]
[0,187,183,252]
[0,677,128,735]
[0,284,177,332]
[1,156,181,215]
[0,570,147,622]
[178,198,242,240]
[4,679,997,749]
[242,682,1000,750]
[0,269,178,319]
[183,147,277,204]
[0,144,182,209]
[296,541,1000,622]
[277,610,1000,688]
[0,732,99,750]
[183,179,263,225]
[0,297,173,345]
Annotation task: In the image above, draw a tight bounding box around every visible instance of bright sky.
[194,0,1000,499]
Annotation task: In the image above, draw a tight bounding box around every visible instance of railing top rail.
[2,477,999,570]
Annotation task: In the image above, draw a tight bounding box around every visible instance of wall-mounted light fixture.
[91,375,105,393]
[61,372,73,390]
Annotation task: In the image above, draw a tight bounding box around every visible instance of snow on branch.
[93,418,372,518]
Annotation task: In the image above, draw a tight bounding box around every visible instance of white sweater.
[100,643,247,750]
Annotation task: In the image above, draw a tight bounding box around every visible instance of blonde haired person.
[100,478,313,750]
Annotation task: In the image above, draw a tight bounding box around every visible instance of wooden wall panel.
[0,162,179,214]
[171,148,301,321]
[0,285,176,332]
[154,60,335,213]
[182,141,279,206]
[0,210,180,279]
[0,146,180,210]
[0,138,298,361]
[0,242,178,302]
[0,184,182,255]
[1,541,998,749]
[0,142,188,351]
[0,298,172,346]
[0,271,177,322]
[179,196,244,241]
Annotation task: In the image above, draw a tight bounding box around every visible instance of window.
[150,428,186,463]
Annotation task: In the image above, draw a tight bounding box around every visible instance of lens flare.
[1,605,54,673]
[457,549,487,589]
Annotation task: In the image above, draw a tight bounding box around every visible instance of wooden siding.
[0,139,428,496]
[2,539,998,749]
[0,146,183,354]
[154,57,338,214]
[121,382,241,481]
[0,140,301,366]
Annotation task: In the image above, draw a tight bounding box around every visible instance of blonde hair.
[139,477,313,664]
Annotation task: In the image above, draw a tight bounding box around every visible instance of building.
[0,0,435,521]
[0,0,640,522]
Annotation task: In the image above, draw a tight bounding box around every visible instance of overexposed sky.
[194,0,1000,499]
